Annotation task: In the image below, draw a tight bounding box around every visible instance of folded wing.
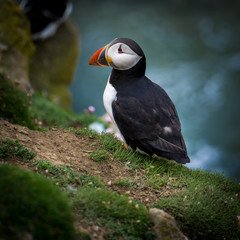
[112,77,190,163]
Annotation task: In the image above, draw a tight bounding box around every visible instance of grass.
[30,93,103,128]
[72,187,155,240]
[0,76,102,130]
[31,159,105,189]
[2,78,240,239]
[114,178,134,187]
[89,149,109,162]
[0,140,155,239]
[74,128,240,240]
[2,116,239,239]
[153,171,240,239]
[0,139,104,190]
[0,139,36,161]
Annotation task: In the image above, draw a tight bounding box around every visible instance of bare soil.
[0,120,173,239]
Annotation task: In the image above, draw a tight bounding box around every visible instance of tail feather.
[149,138,190,164]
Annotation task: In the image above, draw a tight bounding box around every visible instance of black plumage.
[109,39,189,163]
[111,72,189,163]
[89,38,190,164]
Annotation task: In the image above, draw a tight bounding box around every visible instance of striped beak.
[89,44,112,67]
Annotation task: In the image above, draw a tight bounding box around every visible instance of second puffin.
[89,38,190,164]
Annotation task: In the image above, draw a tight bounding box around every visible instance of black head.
[89,38,146,77]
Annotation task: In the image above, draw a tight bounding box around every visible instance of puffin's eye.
[118,45,123,53]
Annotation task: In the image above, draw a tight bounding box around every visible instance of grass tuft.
[74,127,101,139]
[31,159,105,189]
[89,149,109,162]
[114,178,133,187]
[0,139,36,161]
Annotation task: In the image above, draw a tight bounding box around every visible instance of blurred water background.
[69,0,240,180]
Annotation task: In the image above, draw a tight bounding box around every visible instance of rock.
[149,208,188,240]
[18,128,29,135]
[29,19,80,110]
[0,0,34,92]
[15,133,32,143]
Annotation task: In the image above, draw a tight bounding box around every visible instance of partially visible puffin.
[20,0,72,40]
[89,38,190,164]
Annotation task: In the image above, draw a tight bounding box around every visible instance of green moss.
[0,164,77,240]
[30,93,74,127]
[30,93,101,128]
[72,187,153,240]
[0,0,34,61]
[0,0,34,86]
[0,76,102,129]
[0,139,36,161]
[0,75,37,129]
[29,20,79,110]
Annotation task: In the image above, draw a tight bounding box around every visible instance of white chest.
[103,74,117,124]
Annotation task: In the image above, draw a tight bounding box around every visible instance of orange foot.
[123,143,128,150]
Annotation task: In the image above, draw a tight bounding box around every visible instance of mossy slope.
[0,77,240,239]
[72,187,155,240]
[0,75,36,129]
[0,75,99,129]
[30,93,100,128]
[0,139,154,240]
[75,128,240,240]
[0,0,34,91]
[0,164,77,240]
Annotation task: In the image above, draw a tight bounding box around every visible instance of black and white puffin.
[20,0,72,40]
[89,38,190,164]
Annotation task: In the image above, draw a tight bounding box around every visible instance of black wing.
[112,77,190,163]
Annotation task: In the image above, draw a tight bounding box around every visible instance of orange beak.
[89,44,111,67]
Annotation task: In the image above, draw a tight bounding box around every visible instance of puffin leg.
[123,143,128,150]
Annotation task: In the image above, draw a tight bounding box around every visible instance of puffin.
[89,38,190,164]
[20,0,72,40]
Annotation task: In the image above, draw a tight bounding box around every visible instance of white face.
[107,43,142,70]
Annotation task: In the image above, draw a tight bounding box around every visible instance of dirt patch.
[0,120,171,238]
[0,120,171,204]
